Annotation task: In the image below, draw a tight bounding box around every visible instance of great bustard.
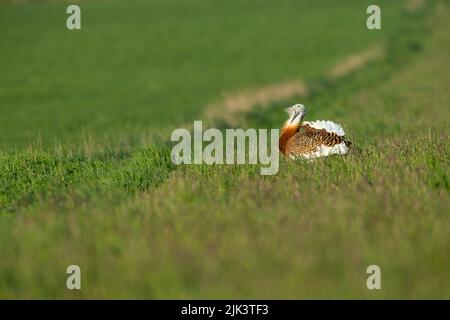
[279,104,351,159]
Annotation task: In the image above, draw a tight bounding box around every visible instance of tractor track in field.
[198,0,425,127]
[201,44,385,127]
[154,42,385,143]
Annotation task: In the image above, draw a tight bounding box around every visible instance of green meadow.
[0,0,449,298]
[0,0,403,149]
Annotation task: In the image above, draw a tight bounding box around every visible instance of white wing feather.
[302,120,346,136]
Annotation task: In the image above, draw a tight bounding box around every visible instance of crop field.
[0,0,449,299]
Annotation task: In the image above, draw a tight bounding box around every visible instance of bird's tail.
[344,139,352,148]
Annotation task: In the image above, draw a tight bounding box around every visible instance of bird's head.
[282,104,306,131]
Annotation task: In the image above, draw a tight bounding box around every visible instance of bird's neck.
[279,125,299,155]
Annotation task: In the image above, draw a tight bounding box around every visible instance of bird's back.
[286,121,350,159]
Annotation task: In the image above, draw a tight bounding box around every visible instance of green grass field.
[0,0,449,299]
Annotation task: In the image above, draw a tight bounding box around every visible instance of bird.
[279,104,351,159]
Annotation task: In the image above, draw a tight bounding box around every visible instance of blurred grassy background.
[1,0,404,149]
[0,0,449,299]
